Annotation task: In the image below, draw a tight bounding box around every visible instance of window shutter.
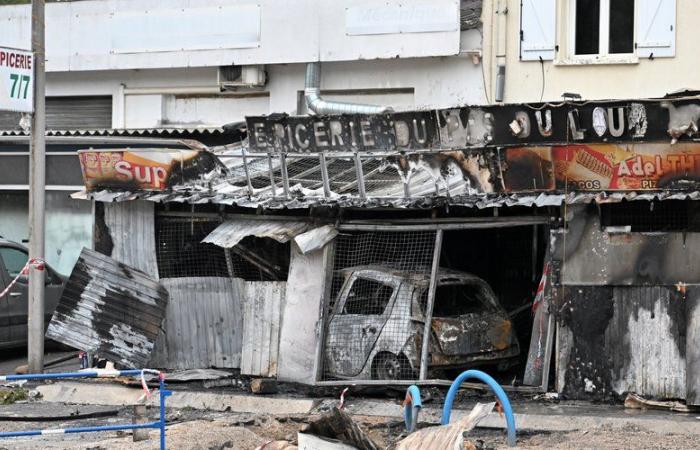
[636,0,676,58]
[520,0,556,61]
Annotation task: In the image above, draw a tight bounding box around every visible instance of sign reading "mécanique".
[246,97,700,153]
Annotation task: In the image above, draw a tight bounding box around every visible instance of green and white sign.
[0,46,33,113]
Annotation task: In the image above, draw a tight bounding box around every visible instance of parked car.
[324,265,520,380]
[0,238,66,348]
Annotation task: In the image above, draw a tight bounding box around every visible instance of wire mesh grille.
[222,155,406,197]
[321,231,437,381]
[155,216,289,281]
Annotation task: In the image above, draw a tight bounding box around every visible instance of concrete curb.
[36,382,318,415]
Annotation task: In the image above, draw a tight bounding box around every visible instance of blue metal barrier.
[403,385,422,432]
[0,369,171,450]
[441,370,517,447]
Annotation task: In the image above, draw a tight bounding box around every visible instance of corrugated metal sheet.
[151,277,244,369]
[202,219,313,248]
[104,201,159,278]
[76,186,700,210]
[46,248,169,368]
[0,127,225,137]
[294,225,338,254]
[606,286,687,399]
[241,282,286,377]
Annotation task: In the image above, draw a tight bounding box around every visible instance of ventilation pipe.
[304,62,393,115]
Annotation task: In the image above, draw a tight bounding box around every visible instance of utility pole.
[28,0,46,374]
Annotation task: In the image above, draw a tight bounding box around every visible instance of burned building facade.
[73,95,700,403]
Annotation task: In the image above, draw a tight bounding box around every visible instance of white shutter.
[636,0,676,58]
[520,0,556,61]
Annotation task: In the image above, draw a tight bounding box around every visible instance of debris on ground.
[624,393,698,413]
[298,433,356,449]
[395,402,494,450]
[301,407,380,450]
[251,378,278,395]
[0,388,28,405]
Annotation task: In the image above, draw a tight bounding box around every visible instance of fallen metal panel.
[103,200,159,278]
[202,218,314,248]
[241,281,286,377]
[152,277,244,369]
[294,225,338,255]
[277,244,329,384]
[46,248,169,368]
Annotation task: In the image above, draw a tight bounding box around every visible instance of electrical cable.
[539,56,545,102]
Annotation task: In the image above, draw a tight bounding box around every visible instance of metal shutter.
[0,96,112,131]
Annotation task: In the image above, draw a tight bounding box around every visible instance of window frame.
[562,0,639,65]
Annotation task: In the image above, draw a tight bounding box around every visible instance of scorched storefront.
[70,94,700,402]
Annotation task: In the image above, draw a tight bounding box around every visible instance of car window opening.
[343,277,394,315]
[421,284,493,318]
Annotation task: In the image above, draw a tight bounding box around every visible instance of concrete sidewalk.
[33,380,700,436]
[341,398,700,435]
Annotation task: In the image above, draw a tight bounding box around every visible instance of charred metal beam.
[280,153,290,199]
[353,152,366,200]
[319,152,331,198]
[267,153,277,198]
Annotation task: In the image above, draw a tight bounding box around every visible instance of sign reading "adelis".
[0,47,33,113]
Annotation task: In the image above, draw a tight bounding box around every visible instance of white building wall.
[42,29,484,128]
[4,1,486,127]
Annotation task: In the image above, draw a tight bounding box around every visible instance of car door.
[325,273,398,377]
[0,245,29,345]
[0,246,64,345]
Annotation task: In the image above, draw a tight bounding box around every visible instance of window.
[573,0,635,56]
[342,278,394,315]
[0,247,28,278]
[520,0,676,62]
[600,200,691,232]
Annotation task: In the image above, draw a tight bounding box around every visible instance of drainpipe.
[494,0,508,103]
[304,62,393,115]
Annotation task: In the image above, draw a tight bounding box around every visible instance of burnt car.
[324,265,519,380]
[0,238,66,348]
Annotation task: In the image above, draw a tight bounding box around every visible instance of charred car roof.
[338,265,492,286]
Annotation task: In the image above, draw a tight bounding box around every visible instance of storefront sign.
[0,47,33,113]
[78,149,218,191]
[502,143,700,191]
[247,98,698,153]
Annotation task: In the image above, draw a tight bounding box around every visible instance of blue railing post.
[0,369,168,449]
[159,373,171,450]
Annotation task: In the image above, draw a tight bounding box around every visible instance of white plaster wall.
[42,34,485,129]
[0,0,461,71]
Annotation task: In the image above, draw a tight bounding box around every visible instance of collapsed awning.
[202,219,337,254]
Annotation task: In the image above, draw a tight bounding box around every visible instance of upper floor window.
[520,0,676,63]
[574,0,635,56]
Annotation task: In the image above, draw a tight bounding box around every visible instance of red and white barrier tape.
[0,258,45,300]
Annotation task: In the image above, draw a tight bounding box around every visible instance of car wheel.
[373,352,409,380]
